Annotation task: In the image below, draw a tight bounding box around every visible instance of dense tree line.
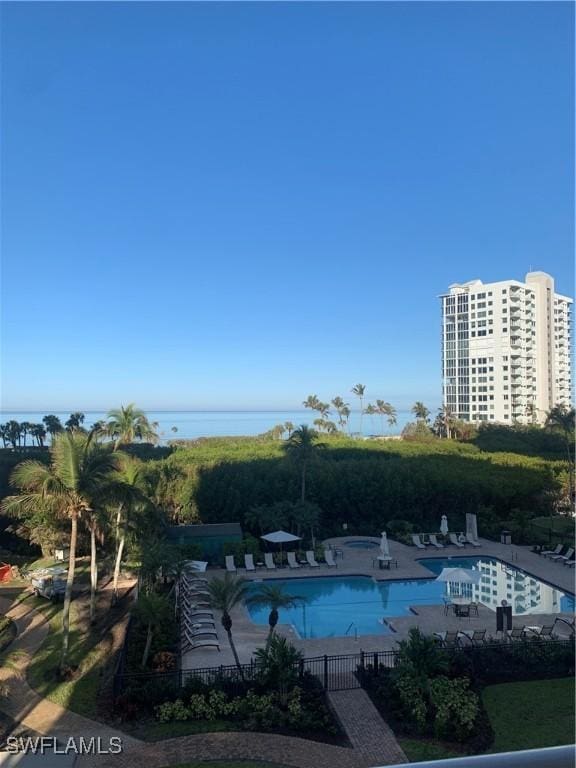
[141,433,569,539]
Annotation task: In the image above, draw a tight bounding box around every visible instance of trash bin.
[501,531,511,545]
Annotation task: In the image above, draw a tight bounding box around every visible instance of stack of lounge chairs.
[180,572,220,652]
[541,545,575,566]
[412,532,481,549]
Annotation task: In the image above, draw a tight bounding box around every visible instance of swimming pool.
[245,557,574,638]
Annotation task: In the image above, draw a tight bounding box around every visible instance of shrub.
[396,628,449,678]
[430,676,479,742]
[392,664,428,733]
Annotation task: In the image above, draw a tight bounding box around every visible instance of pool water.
[245,557,574,639]
[246,576,446,638]
[344,540,379,549]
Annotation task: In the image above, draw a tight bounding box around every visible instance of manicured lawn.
[0,615,16,653]
[483,678,575,752]
[398,738,465,762]
[26,596,119,719]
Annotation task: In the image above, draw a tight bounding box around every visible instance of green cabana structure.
[167,522,242,562]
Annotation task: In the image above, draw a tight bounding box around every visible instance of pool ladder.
[345,621,358,640]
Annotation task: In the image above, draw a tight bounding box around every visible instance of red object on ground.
[0,563,12,583]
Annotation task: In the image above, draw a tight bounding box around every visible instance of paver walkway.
[0,591,140,749]
[76,731,368,768]
[328,689,407,766]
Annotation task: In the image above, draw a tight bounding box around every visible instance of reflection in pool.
[419,557,575,617]
[245,558,574,638]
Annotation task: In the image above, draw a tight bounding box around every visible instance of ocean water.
[0,409,413,444]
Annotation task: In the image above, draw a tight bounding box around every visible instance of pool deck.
[181,536,575,669]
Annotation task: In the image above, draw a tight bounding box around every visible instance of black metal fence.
[112,638,574,698]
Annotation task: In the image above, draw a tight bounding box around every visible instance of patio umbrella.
[440,515,449,536]
[380,531,390,557]
[435,567,481,584]
[436,567,481,599]
[261,530,301,566]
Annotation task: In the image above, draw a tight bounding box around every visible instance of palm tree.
[1,431,120,673]
[546,405,575,495]
[134,592,170,668]
[284,421,294,438]
[0,425,7,449]
[30,424,47,447]
[364,404,377,433]
[206,573,248,677]
[20,422,33,447]
[110,455,154,603]
[246,584,305,649]
[351,384,366,435]
[375,400,396,435]
[105,404,158,449]
[331,396,349,432]
[283,425,321,503]
[412,401,430,423]
[302,395,321,412]
[43,415,63,443]
[65,412,85,431]
[4,421,21,449]
[435,406,455,439]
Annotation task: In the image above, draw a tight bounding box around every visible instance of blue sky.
[1,2,573,411]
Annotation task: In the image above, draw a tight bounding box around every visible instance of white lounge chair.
[433,630,460,648]
[306,551,320,567]
[551,547,574,563]
[458,629,487,646]
[287,552,301,569]
[564,558,576,568]
[465,534,481,547]
[183,615,216,631]
[412,534,427,549]
[324,550,337,568]
[182,629,220,652]
[541,544,562,558]
[523,624,556,640]
[429,535,444,549]
[244,554,256,571]
[225,555,236,572]
[264,553,276,570]
[449,533,464,548]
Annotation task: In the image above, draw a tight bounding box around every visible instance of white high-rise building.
[440,271,572,425]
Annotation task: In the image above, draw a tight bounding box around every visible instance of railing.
[113,639,574,697]
[385,745,575,768]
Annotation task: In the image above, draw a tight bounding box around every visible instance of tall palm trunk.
[142,624,153,668]
[60,510,78,675]
[359,398,364,435]
[266,609,278,651]
[112,525,126,605]
[222,612,244,680]
[89,521,98,624]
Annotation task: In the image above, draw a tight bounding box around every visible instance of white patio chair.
[287,552,301,569]
[429,535,444,549]
[465,534,481,547]
[306,551,320,567]
[264,553,276,570]
[225,555,236,572]
[411,534,427,549]
[244,553,256,571]
[449,533,464,548]
[324,550,337,568]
